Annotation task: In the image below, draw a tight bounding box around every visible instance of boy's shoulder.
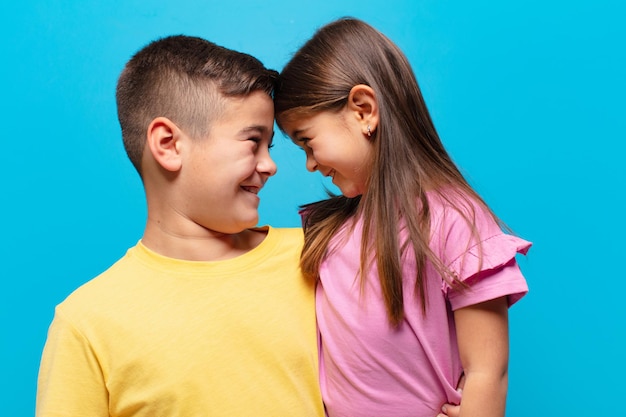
[252,226,304,258]
[231,227,303,281]
[267,226,303,240]
[54,249,132,308]
[253,225,302,241]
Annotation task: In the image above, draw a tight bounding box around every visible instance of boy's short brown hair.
[116,35,278,175]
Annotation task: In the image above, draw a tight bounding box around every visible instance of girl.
[274,18,531,417]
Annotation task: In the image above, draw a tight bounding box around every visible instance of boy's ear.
[347,84,379,136]
[146,117,183,172]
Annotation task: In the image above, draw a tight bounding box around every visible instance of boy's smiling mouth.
[241,185,260,194]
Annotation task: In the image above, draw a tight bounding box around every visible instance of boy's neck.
[140,221,267,262]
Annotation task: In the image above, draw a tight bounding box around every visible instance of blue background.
[2,1,624,415]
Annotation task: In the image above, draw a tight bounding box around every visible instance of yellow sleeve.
[36,309,109,417]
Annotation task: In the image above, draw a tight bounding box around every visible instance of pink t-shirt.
[315,195,531,417]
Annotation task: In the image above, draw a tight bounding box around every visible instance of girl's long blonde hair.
[275,18,503,327]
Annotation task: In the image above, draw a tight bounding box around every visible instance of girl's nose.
[305,153,318,172]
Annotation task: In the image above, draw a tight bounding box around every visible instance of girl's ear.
[347,84,379,137]
[146,117,183,172]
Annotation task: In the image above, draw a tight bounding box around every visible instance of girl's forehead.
[277,112,314,135]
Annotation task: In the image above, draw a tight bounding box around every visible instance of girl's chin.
[339,188,364,198]
[334,178,365,198]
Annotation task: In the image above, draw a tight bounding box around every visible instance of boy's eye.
[249,136,273,151]
[248,137,264,148]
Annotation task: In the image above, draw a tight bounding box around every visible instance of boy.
[36,35,324,416]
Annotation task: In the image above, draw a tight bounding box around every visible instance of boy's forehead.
[209,92,275,132]
[220,91,274,112]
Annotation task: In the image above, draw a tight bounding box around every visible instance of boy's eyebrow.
[240,125,273,136]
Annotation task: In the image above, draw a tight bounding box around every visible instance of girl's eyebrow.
[289,127,308,141]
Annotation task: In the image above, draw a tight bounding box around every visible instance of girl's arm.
[453,296,510,417]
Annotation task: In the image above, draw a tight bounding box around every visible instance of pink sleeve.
[447,257,529,310]
[432,197,532,310]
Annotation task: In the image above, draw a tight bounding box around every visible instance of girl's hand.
[437,373,465,417]
[437,401,461,417]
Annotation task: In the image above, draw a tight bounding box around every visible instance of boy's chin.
[237,216,261,232]
[213,217,259,235]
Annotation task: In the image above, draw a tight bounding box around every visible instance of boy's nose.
[258,152,277,177]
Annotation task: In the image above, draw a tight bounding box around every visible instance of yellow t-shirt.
[36,227,323,416]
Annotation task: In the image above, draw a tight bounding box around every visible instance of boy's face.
[179,91,276,234]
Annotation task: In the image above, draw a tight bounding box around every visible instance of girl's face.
[282,108,374,198]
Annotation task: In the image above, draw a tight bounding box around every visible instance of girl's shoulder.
[426,189,531,272]
[426,189,498,232]
[426,189,504,255]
